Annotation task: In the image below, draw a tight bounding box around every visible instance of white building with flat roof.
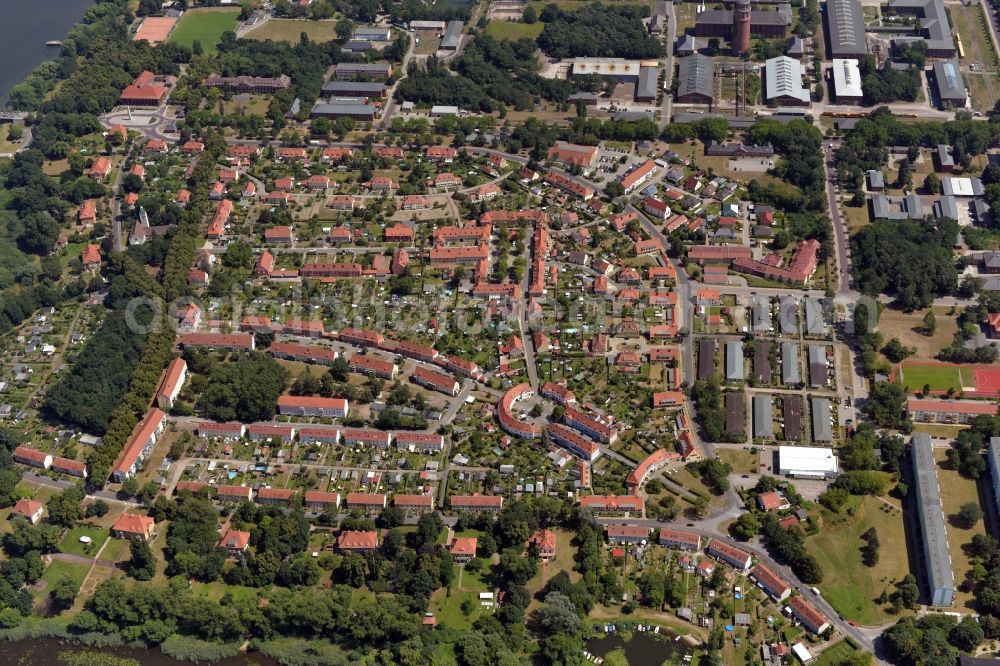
[570,58,644,80]
[777,445,838,478]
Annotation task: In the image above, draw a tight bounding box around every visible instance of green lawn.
[245,18,340,43]
[935,449,985,610]
[37,560,89,597]
[485,21,544,39]
[97,537,131,564]
[169,8,240,52]
[894,362,969,393]
[805,495,912,626]
[813,640,870,666]
[59,526,109,558]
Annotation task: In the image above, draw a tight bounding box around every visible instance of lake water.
[587,630,689,666]
[0,638,280,665]
[0,0,95,105]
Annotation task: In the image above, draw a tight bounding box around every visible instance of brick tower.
[732,0,752,56]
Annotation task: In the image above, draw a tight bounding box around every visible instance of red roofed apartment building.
[626,448,672,491]
[411,366,460,396]
[394,494,435,513]
[546,142,598,168]
[659,528,701,551]
[750,563,792,602]
[156,357,188,410]
[304,491,341,512]
[344,492,387,513]
[14,447,52,470]
[112,408,166,482]
[349,354,398,379]
[449,495,504,512]
[578,494,642,514]
[706,539,753,571]
[277,395,349,418]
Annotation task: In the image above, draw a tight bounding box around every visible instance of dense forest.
[850,218,958,309]
[536,3,661,59]
[396,37,573,112]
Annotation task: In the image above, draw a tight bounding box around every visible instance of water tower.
[732,0,752,56]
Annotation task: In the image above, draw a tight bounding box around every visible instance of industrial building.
[310,102,376,121]
[440,21,464,50]
[571,57,644,80]
[831,59,863,103]
[911,432,955,607]
[777,445,838,478]
[870,193,926,220]
[764,56,810,106]
[932,61,968,108]
[677,55,716,104]
[807,345,828,387]
[825,0,867,58]
[810,396,833,442]
[321,81,387,98]
[698,339,717,380]
[694,1,792,43]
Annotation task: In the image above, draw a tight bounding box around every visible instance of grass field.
[59,526,108,557]
[813,640,870,666]
[878,306,959,361]
[169,8,240,53]
[717,448,758,474]
[245,18,340,43]
[935,449,984,610]
[805,495,912,626]
[894,362,970,394]
[37,560,89,598]
[485,21,543,39]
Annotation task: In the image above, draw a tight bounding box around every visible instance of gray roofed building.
[637,66,659,102]
[334,62,393,79]
[942,177,984,197]
[779,296,799,335]
[867,169,885,191]
[677,55,715,104]
[932,60,967,106]
[887,0,956,57]
[936,144,955,170]
[353,27,391,41]
[782,342,800,385]
[754,395,774,439]
[988,437,1000,515]
[810,396,832,442]
[831,58,863,102]
[650,14,667,34]
[826,0,867,58]
[932,196,959,221]
[752,296,772,334]
[676,34,698,55]
[343,40,374,52]
[698,339,717,380]
[912,432,955,606]
[440,21,464,50]
[783,394,802,440]
[753,340,772,384]
[725,392,745,436]
[310,102,376,120]
[804,297,827,336]
[321,81,387,97]
[870,193,925,220]
[764,56,811,105]
[785,36,804,57]
[726,341,745,381]
[972,199,992,225]
[808,344,827,387]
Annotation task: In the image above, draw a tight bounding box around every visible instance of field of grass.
[38,560,89,596]
[169,8,240,53]
[59,526,108,557]
[894,361,970,394]
[245,18,340,43]
[0,124,25,154]
[525,529,579,599]
[814,640,869,666]
[935,449,984,610]
[878,306,959,361]
[805,495,912,626]
[485,21,543,40]
[717,448,758,474]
